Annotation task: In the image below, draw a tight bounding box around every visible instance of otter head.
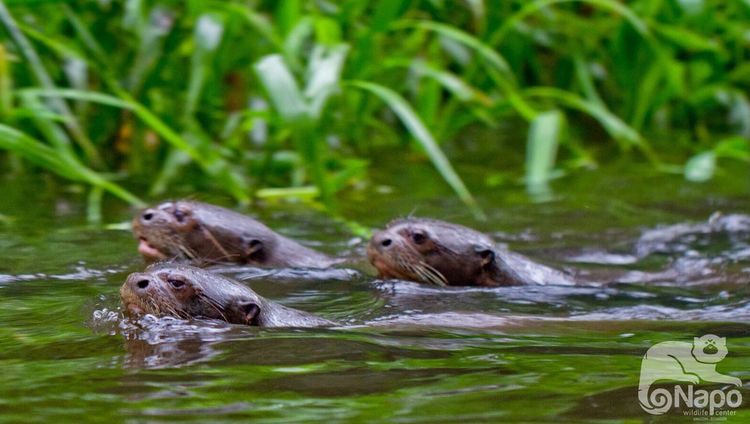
[120,263,263,325]
[367,218,499,286]
[692,334,729,364]
[133,200,272,265]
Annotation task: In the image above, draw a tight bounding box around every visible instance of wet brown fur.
[121,263,335,327]
[133,200,339,268]
[367,218,575,287]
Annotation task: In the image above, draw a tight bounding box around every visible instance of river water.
[1,157,749,422]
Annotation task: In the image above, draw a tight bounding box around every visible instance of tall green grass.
[0,0,748,219]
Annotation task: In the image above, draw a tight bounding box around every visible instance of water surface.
[1,157,749,423]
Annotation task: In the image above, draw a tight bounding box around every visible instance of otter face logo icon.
[638,334,743,416]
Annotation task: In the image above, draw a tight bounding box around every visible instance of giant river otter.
[133,200,339,268]
[120,263,335,327]
[367,218,576,287]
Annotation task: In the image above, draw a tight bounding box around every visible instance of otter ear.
[237,300,260,326]
[244,238,264,261]
[475,247,495,268]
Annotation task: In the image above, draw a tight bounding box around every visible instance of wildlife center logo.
[638,334,743,417]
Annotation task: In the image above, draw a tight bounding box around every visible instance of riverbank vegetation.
[0,0,748,219]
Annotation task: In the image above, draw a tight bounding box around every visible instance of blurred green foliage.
[0,0,748,217]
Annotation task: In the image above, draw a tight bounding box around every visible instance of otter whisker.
[401,261,437,286]
[158,232,197,261]
[389,248,447,286]
[413,267,437,285]
[146,297,160,315]
[421,262,448,285]
[177,244,197,260]
[193,256,240,267]
[199,226,240,262]
[199,292,229,322]
[412,267,435,285]
[398,258,427,283]
[416,261,448,287]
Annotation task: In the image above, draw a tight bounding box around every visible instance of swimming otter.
[120,263,335,327]
[133,200,339,268]
[367,218,575,287]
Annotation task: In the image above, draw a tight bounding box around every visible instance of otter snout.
[140,208,156,224]
[135,206,171,228]
[121,272,159,316]
[367,229,408,281]
[125,272,156,294]
[132,205,176,261]
[367,230,398,264]
[370,231,393,251]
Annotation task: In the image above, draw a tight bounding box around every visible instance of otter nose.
[127,273,153,292]
[140,208,156,223]
[371,232,393,249]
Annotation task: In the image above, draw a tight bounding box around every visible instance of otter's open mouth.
[138,237,167,260]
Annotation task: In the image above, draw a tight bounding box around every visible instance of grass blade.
[254,54,310,122]
[22,87,248,202]
[346,80,484,219]
[185,14,224,119]
[305,44,348,118]
[0,0,102,166]
[87,186,103,224]
[18,91,74,157]
[0,43,10,117]
[684,151,715,182]
[126,6,174,93]
[526,110,564,194]
[396,19,512,76]
[255,186,319,200]
[491,0,650,46]
[275,0,301,37]
[255,53,334,204]
[386,59,492,105]
[395,19,537,120]
[0,124,143,206]
[524,86,659,163]
[216,2,284,48]
[22,88,202,155]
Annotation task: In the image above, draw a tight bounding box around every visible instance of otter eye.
[168,278,185,289]
[412,232,427,245]
[173,209,186,223]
